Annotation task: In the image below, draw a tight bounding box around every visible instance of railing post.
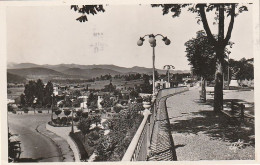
[147,114,151,160]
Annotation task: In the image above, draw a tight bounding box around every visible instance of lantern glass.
[137,39,143,46]
[165,39,171,45]
[149,37,156,44]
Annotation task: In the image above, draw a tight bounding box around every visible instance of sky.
[6,4,254,70]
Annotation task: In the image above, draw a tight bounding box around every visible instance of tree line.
[20,79,54,107]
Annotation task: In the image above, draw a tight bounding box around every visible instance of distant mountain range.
[7,62,190,83]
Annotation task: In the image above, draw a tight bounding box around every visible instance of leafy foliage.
[95,103,143,161]
[100,94,114,108]
[102,83,116,93]
[90,114,101,126]
[185,30,216,80]
[77,118,92,143]
[23,80,54,108]
[64,109,72,116]
[54,109,62,117]
[229,58,254,80]
[71,5,105,22]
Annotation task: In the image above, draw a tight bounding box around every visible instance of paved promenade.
[148,95,177,161]
[166,86,255,160]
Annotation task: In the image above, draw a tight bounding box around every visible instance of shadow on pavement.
[169,110,255,146]
[195,99,255,116]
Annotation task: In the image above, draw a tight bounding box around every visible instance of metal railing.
[122,87,188,161]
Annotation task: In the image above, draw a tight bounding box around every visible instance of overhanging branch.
[224,4,235,45]
[197,4,217,46]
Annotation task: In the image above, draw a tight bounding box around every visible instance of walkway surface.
[166,86,255,160]
[148,93,181,161]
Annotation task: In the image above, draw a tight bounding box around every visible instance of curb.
[46,124,81,162]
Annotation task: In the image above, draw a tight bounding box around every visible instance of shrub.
[136,96,143,103]
[142,95,151,102]
[95,103,143,161]
[54,109,62,117]
[73,117,79,122]
[23,107,29,113]
[82,112,88,118]
[61,117,67,125]
[113,106,123,113]
[64,109,71,116]
[76,110,83,117]
[38,110,42,113]
[8,105,14,112]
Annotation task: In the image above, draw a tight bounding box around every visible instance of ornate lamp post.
[163,65,175,83]
[137,34,171,95]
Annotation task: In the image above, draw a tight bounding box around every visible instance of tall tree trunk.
[198,4,235,112]
[214,57,224,111]
[214,4,225,112]
[201,77,206,103]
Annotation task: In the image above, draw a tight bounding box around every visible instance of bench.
[222,101,245,122]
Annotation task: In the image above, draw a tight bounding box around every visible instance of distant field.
[7,87,24,99]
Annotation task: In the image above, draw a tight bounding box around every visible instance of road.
[8,113,63,162]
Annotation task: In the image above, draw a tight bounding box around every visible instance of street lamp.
[163,65,175,83]
[137,34,171,95]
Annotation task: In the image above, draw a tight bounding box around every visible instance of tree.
[91,115,101,127]
[24,81,37,106]
[72,90,81,98]
[54,109,62,118]
[44,81,54,108]
[35,79,44,106]
[63,109,72,125]
[71,5,105,22]
[153,3,248,111]
[103,83,116,93]
[64,96,72,107]
[77,118,91,143]
[185,30,217,102]
[229,58,254,81]
[20,94,26,107]
[129,90,139,99]
[100,95,113,108]
[87,93,98,108]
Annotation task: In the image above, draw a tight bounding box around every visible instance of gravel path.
[166,86,255,160]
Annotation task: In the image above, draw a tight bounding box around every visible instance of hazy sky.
[7,4,254,70]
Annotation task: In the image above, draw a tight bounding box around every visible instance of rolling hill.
[62,67,121,78]
[7,72,26,83]
[7,67,65,79]
[7,63,191,80]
